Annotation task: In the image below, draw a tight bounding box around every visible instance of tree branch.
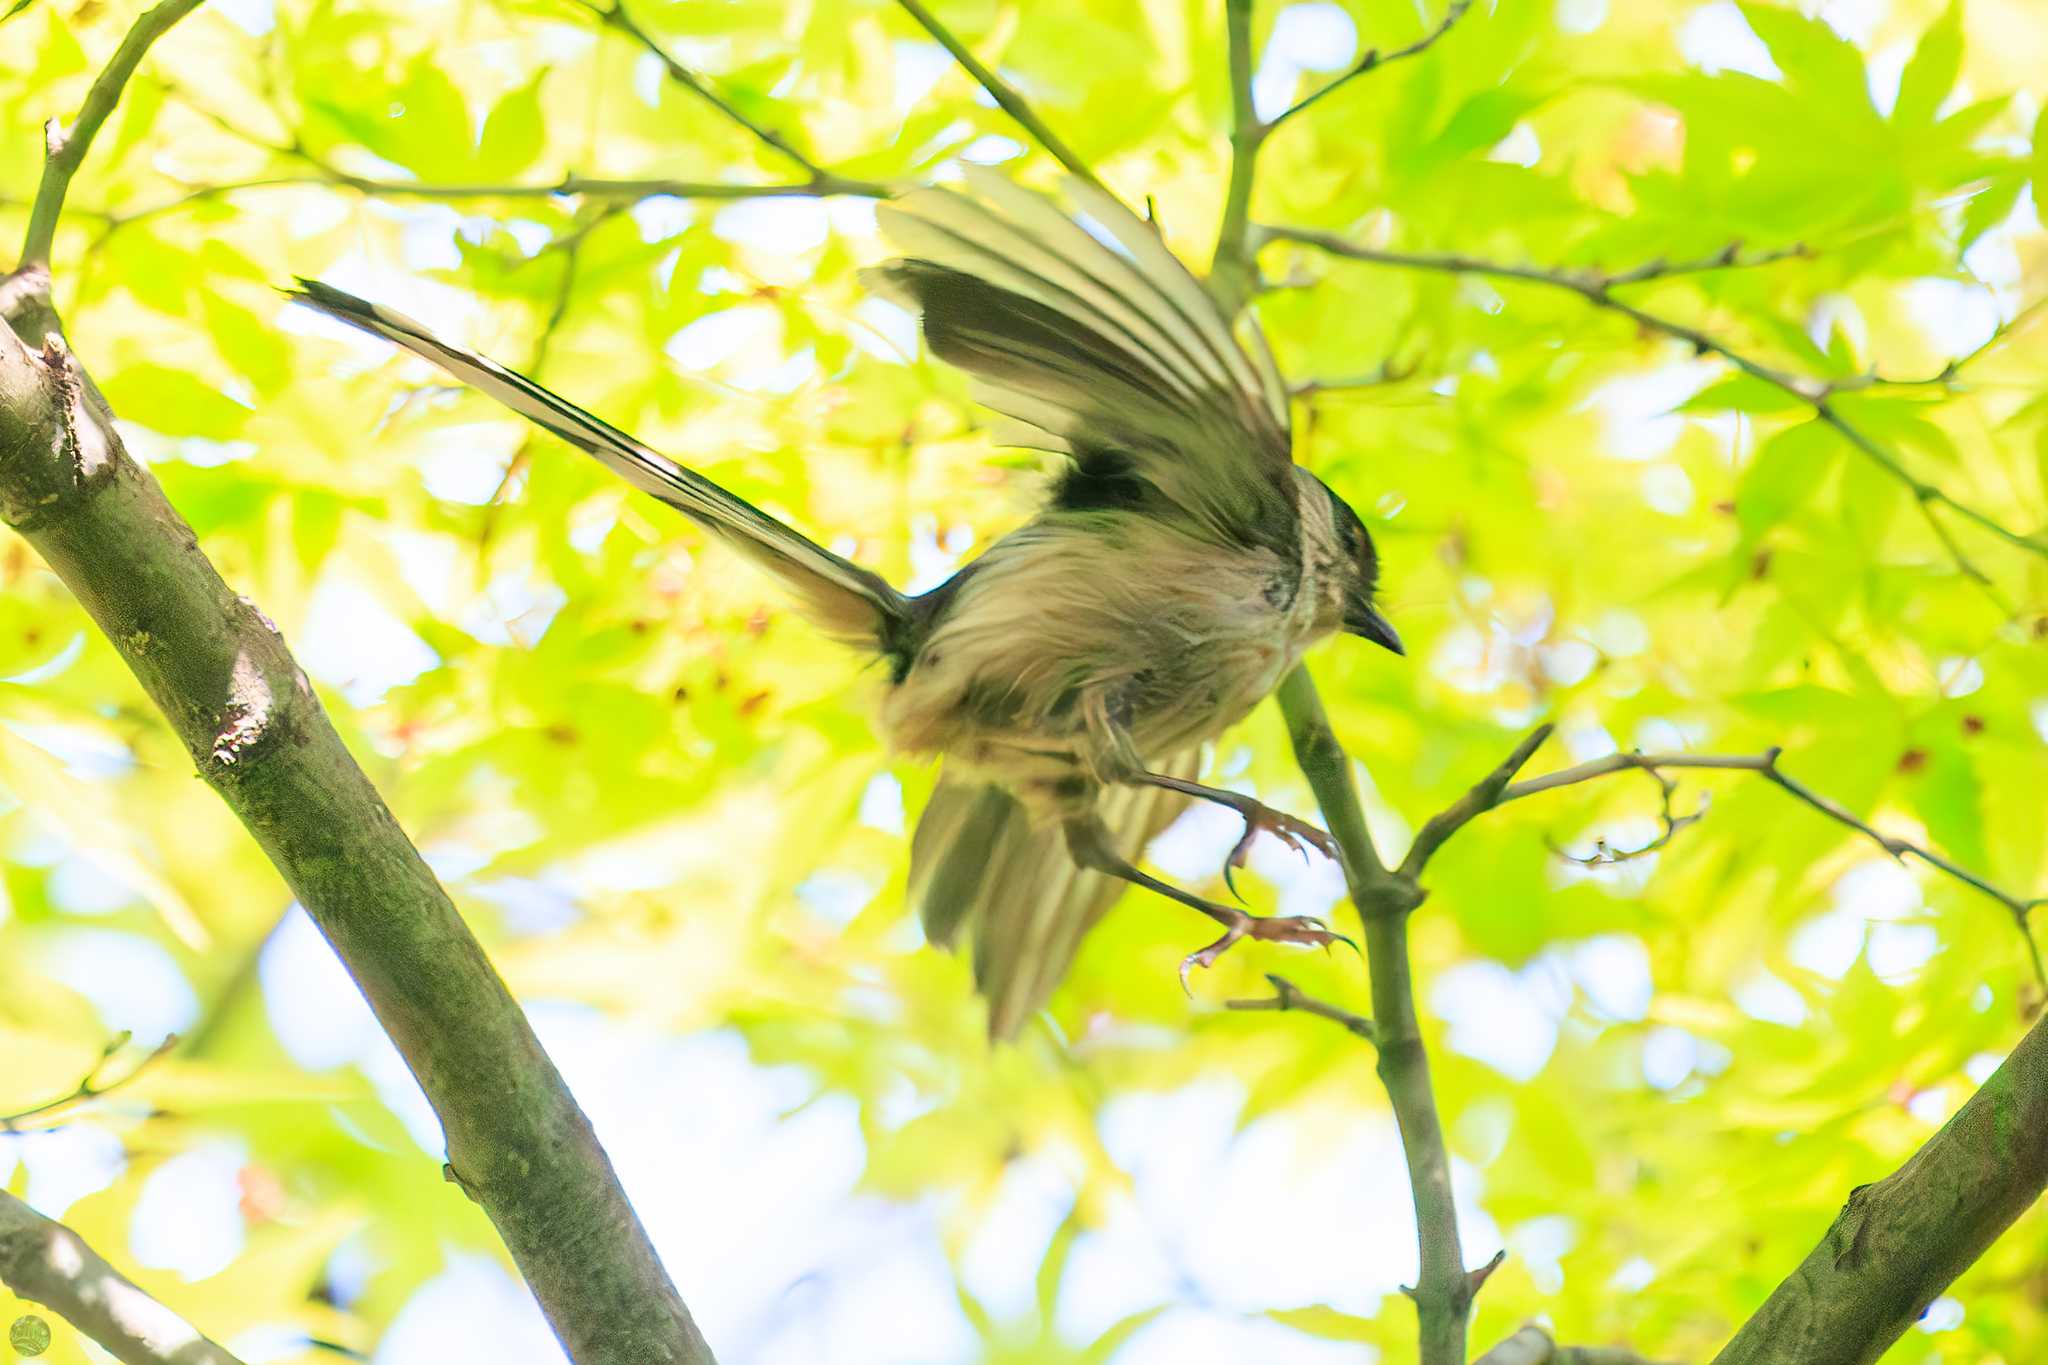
[1264,226,2047,575]
[20,0,203,271]
[889,0,1103,192]
[1497,747,2046,987]
[1266,0,1474,133]
[1,1032,177,1131]
[1,14,715,1357]
[1712,1003,2048,1364]
[1225,972,1378,1042]
[0,1190,245,1365]
[1399,723,1555,879]
[1206,0,1261,314]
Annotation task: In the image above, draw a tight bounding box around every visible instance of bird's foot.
[1222,801,1339,899]
[1178,907,1355,994]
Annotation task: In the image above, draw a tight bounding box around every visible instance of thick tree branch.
[889,0,1103,192]
[0,324,712,1365]
[1265,226,2046,575]
[1225,972,1378,1042]
[1498,748,2046,986]
[20,0,203,270]
[1712,1004,2048,1364]
[1,15,714,1357]
[0,1190,244,1365]
[1274,687,1557,1361]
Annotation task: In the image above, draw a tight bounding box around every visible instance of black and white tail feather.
[287,279,911,658]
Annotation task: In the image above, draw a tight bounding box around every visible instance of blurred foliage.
[2,0,2047,1361]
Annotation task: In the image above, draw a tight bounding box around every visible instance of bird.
[287,165,1403,1039]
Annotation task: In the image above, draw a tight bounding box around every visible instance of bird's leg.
[1081,695,1340,892]
[1063,814,1352,993]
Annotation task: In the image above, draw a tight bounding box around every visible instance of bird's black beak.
[1344,598,1404,655]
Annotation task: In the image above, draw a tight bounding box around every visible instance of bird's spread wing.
[865,167,1296,552]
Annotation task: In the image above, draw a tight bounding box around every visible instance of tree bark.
[0,330,714,1364]
[0,1191,245,1365]
[1713,1006,2048,1364]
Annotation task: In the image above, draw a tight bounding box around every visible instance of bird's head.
[1296,470,1402,656]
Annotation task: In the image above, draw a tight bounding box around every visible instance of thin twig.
[0,1033,177,1131]
[1399,723,1556,879]
[584,0,830,181]
[1226,973,1378,1042]
[889,0,1103,193]
[1500,748,2047,987]
[1265,225,2048,574]
[1548,769,1709,866]
[19,0,204,269]
[1267,1,1476,132]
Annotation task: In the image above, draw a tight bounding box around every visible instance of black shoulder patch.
[1052,442,1156,513]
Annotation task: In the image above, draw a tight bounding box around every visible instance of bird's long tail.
[287,279,910,658]
[910,750,1198,1039]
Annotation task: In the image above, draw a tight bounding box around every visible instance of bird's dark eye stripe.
[1321,482,1363,555]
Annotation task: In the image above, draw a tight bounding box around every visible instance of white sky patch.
[262,904,385,1071]
[794,870,878,928]
[1541,639,1599,686]
[1432,960,1562,1080]
[1937,656,1985,699]
[634,50,664,107]
[630,195,696,243]
[1642,1025,1698,1091]
[461,570,569,649]
[1906,1087,1951,1126]
[958,1151,1077,1322]
[210,0,274,36]
[1917,1296,1965,1334]
[1250,3,1358,123]
[298,574,440,707]
[1557,0,1609,34]
[1489,123,1542,167]
[1789,908,1865,979]
[1610,1255,1657,1291]
[713,197,831,255]
[42,930,197,1046]
[1116,1311,1372,1365]
[415,422,523,505]
[6,1124,126,1219]
[1512,1215,1577,1294]
[2032,698,2048,743]
[1581,359,1719,461]
[959,134,1026,164]
[1834,859,1921,922]
[1867,922,1940,984]
[1965,1051,2003,1085]
[1642,461,1695,516]
[1569,934,1653,1021]
[374,1255,569,1365]
[1678,2,1782,79]
[1901,279,2001,359]
[892,41,955,118]
[849,297,920,364]
[1734,965,1808,1026]
[130,1142,247,1279]
[50,854,136,915]
[859,772,905,835]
